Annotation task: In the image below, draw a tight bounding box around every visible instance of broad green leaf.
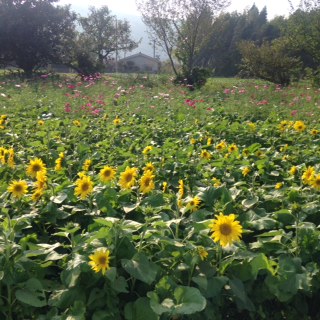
[173,286,206,315]
[124,297,159,320]
[122,253,159,285]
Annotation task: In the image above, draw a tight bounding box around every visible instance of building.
[118,52,160,73]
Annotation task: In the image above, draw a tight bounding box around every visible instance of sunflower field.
[0,73,319,319]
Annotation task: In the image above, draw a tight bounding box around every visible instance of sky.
[57,0,298,18]
[56,0,299,59]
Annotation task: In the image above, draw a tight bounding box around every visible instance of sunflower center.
[144,178,151,186]
[81,182,89,191]
[98,256,107,265]
[14,184,23,192]
[32,164,41,172]
[219,223,232,236]
[125,173,133,182]
[103,170,111,177]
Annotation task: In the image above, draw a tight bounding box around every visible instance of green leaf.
[173,286,206,315]
[242,196,259,209]
[124,297,159,320]
[206,276,228,298]
[229,278,255,312]
[51,193,68,204]
[15,278,47,307]
[122,253,159,285]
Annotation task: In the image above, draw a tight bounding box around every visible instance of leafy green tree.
[238,38,302,85]
[0,0,77,77]
[78,6,139,70]
[196,5,281,76]
[137,0,229,83]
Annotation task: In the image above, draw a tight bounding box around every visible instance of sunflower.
[242,167,251,177]
[275,182,283,190]
[207,137,213,146]
[190,138,196,145]
[26,158,46,178]
[197,246,208,261]
[293,120,306,132]
[139,171,155,194]
[7,148,15,168]
[8,180,28,199]
[212,177,221,188]
[216,141,227,151]
[118,166,138,189]
[311,175,320,190]
[55,157,63,171]
[38,120,44,126]
[289,166,297,175]
[310,129,319,136]
[162,181,168,192]
[186,196,201,212]
[113,117,121,126]
[82,159,92,171]
[209,213,243,247]
[228,143,238,153]
[73,120,81,127]
[142,145,153,155]
[32,189,44,202]
[99,166,117,183]
[201,150,211,160]
[144,162,155,173]
[35,171,48,191]
[302,166,315,185]
[74,175,94,199]
[178,179,184,198]
[88,248,111,275]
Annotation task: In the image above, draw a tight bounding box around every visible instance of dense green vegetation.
[0,74,319,319]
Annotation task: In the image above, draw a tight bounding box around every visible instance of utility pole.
[153,39,156,59]
[115,17,118,73]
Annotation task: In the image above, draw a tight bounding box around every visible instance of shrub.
[238,39,302,85]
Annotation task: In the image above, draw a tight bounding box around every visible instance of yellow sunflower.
[228,143,238,153]
[139,171,155,194]
[197,246,208,261]
[143,162,155,173]
[162,181,168,192]
[209,213,243,247]
[26,158,46,178]
[88,248,111,275]
[242,167,251,177]
[118,166,138,189]
[216,141,227,152]
[32,189,44,202]
[82,159,92,172]
[289,166,297,175]
[310,129,319,136]
[113,117,121,126]
[142,145,153,155]
[178,179,184,198]
[8,180,28,199]
[302,166,315,185]
[293,120,306,132]
[186,196,201,212]
[74,175,94,199]
[275,182,283,190]
[311,175,320,191]
[99,166,117,183]
[201,150,211,160]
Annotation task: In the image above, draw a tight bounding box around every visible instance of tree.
[79,6,139,70]
[137,0,229,79]
[0,0,77,77]
[238,39,302,85]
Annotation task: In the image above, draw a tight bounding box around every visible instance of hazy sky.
[56,0,298,58]
[57,0,297,19]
